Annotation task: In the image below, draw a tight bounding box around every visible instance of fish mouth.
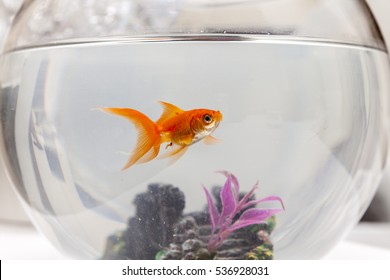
[216,111,223,121]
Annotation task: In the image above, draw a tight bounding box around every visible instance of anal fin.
[158,145,189,165]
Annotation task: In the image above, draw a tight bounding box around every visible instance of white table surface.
[1,221,390,260]
[323,222,390,260]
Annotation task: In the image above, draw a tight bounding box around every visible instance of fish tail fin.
[101,108,161,170]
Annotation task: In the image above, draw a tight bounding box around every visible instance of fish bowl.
[0,0,389,259]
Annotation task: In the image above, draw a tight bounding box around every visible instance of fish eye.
[203,114,213,124]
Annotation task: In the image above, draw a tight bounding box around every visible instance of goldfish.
[102,101,223,170]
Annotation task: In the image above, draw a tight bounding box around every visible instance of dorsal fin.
[156,101,184,125]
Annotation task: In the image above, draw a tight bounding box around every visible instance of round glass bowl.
[1,0,389,259]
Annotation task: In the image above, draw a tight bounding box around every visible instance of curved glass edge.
[2,34,388,55]
[3,0,387,53]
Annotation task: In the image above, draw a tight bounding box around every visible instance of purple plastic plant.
[203,171,285,252]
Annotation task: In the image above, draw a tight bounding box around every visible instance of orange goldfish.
[102,101,223,170]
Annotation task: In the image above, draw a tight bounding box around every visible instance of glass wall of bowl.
[361,0,390,224]
[0,0,28,222]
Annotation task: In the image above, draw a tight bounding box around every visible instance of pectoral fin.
[203,135,222,145]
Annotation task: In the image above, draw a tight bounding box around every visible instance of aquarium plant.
[203,171,284,252]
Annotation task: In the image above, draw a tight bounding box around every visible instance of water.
[1,36,389,259]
